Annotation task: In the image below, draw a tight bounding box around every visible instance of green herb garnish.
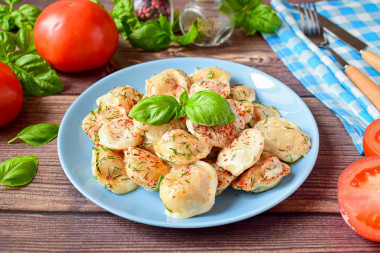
[129,90,236,126]
[8,123,60,146]
[0,155,38,186]
[226,0,282,35]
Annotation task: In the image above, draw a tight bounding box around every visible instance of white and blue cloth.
[262,0,380,154]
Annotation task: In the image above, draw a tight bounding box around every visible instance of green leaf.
[0,30,15,61]
[89,0,104,8]
[0,5,16,31]
[15,26,35,53]
[247,4,281,33]
[128,95,179,125]
[8,123,60,146]
[171,22,198,46]
[128,21,171,51]
[111,0,139,39]
[10,4,41,29]
[226,0,262,31]
[243,20,256,36]
[158,14,172,34]
[179,90,189,105]
[175,105,186,119]
[186,90,236,126]
[0,155,38,186]
[234,11,246,29]
[9,53,63,96]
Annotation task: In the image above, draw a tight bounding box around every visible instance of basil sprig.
[0,155,38,186]
[0,0,41,31]
[226,0,281,35]
[129,90,236,126]
[8,123,60,146]
[0,26,63,96]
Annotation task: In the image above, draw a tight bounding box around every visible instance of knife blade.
[319,14,380,73]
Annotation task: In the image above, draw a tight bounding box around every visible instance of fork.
[298,2,380,111]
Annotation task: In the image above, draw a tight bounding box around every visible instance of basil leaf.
[10,4,41,29]
[0,155,38,186]
[16,26,35,53]
[175,105,186,119]
[129,95,179,125]
[247,4,281,33]
[243,20,257,36]
[226,0,261,29]
[9,53,64,96]
[186,90,236,126]
[171,23,198,46]
[179,90,189,105]
[128,21,171,51]
[0,5,16,31]
[111,0,139,39]
[158,14,172,34]
[233,11,246,29]
[0,30,15,59]
[8,123,60,146]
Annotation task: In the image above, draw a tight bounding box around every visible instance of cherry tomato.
[338,156,380,242]
[33,0,119,73]
[363,119,380,157]
[0,62,23,127]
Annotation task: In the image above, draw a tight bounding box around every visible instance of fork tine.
[298,4,307,34]
[312,3,323,36]
[305,2,316,35]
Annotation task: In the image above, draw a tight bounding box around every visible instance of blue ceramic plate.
[58,57,319,228]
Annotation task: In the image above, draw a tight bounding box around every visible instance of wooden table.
[1,0,379,252]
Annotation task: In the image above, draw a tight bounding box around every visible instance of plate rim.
[57,57,319,228]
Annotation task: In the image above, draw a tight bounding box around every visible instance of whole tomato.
[0,62,23,127]
[33,0,119,73]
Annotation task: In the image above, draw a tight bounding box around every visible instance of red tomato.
[0,62,23,127]
[33,0,119,73]
[363,119,380,157]
[338,156,380,242]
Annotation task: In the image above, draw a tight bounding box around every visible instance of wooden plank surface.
[1,212,379,252]
[1,0,379,252]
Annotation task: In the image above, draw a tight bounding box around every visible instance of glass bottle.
[179,0,234,47]
[134,0,173,24]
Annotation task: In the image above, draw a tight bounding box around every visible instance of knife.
[319,14,380,73]
[327,46,380,111]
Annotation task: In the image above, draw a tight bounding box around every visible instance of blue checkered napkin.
[262,0,380,154]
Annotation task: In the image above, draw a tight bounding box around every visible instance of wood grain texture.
[0,213,380,252]
[1,0,376,252]
[1,212,379,252]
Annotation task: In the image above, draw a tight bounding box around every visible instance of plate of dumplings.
[58,57,319,228]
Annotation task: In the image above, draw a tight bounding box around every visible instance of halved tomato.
[363,119,380,157]
[338,156,380,242]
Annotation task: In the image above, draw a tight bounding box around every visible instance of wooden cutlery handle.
[345,65,380,111]
[362,49,380,73]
